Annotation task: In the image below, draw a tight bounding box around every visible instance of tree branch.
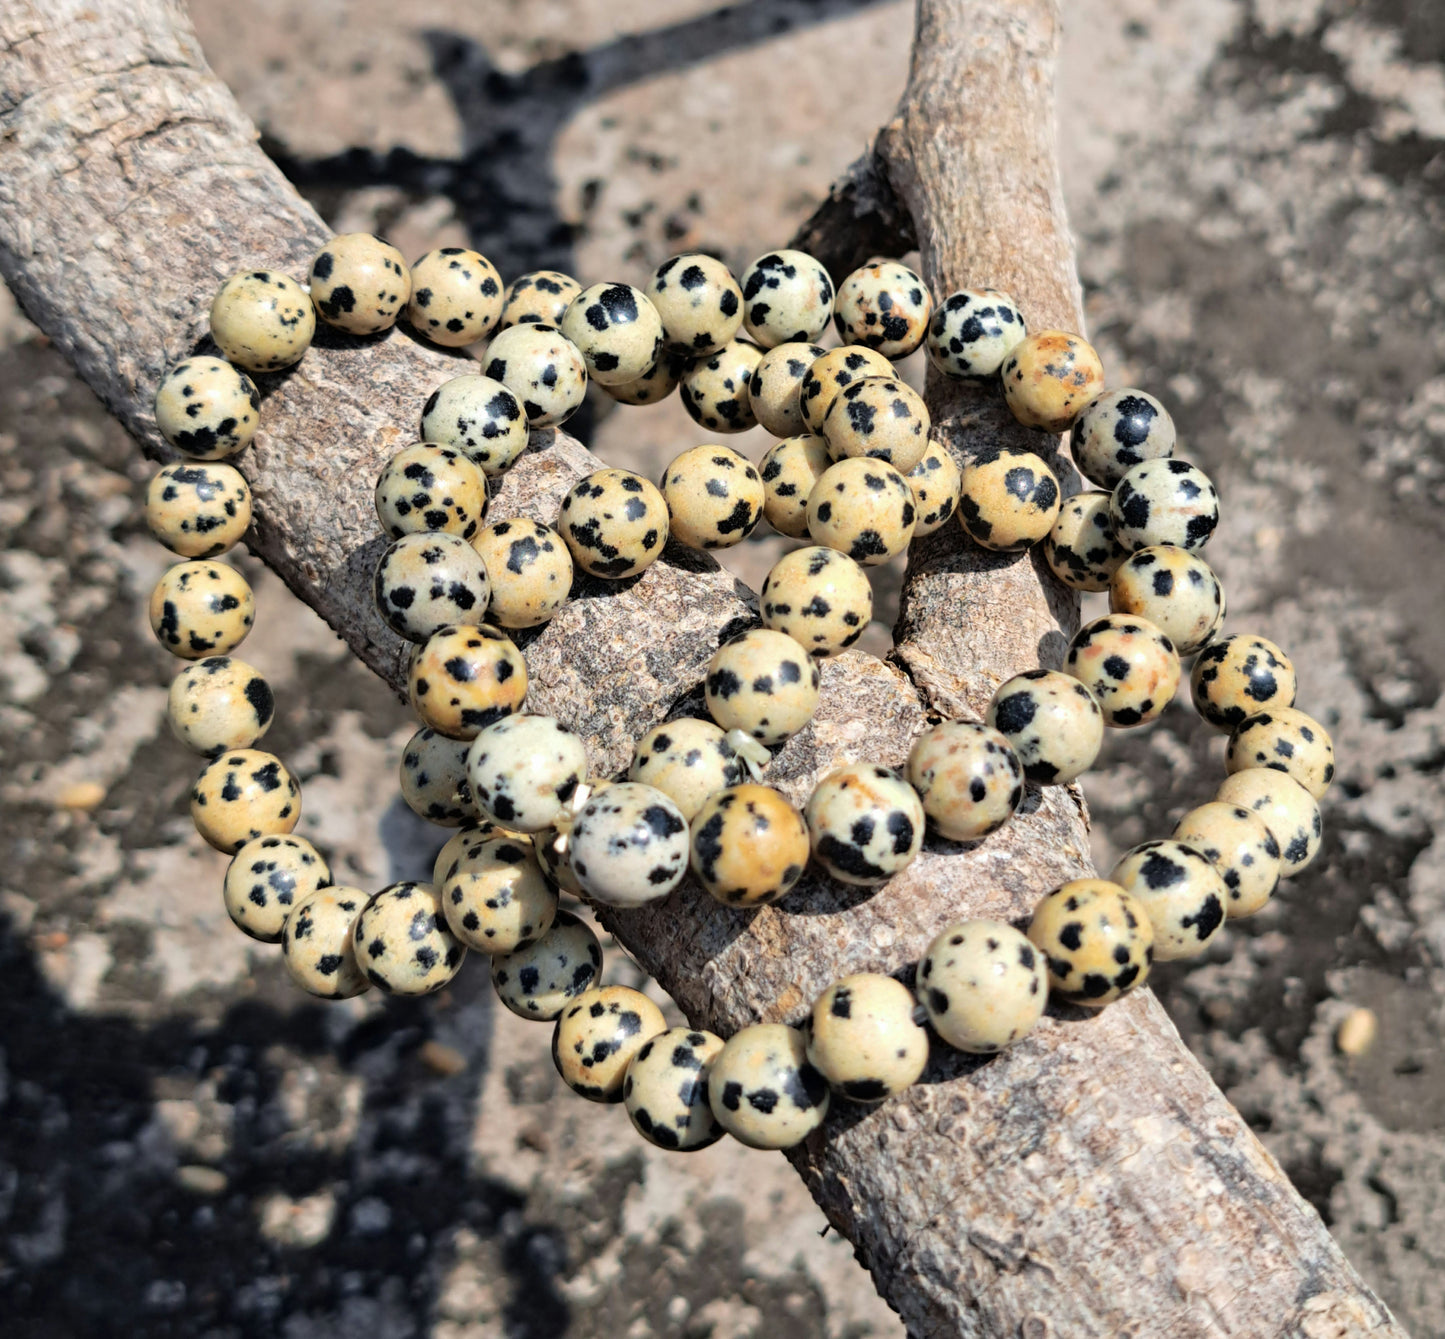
[0,0,1406,1333]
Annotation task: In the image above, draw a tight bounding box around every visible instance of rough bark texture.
[0,1,1407,1335]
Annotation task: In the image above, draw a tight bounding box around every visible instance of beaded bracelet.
[141,235,1335,1155]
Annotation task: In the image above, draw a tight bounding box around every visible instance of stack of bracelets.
[141,237,1333,1153]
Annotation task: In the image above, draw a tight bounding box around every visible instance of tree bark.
[0,1,1406,1334]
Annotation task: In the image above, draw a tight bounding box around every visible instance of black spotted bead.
[1225,707,1334,799]
[601,353,686,406]
[707,1023,830,1149]
[806,457,916,566]
[1189,634,1296,731]
[167,656,275,757]
[559,282,664,386]
[153,358,261,460]
[760,545,873,658]
[821,376,930,473]
[282,886,371,999]
[1110,459,1219,553]
[374,442,488,541]
[739,249,834,348]
[491,909,602,1020]
[482,323,588,428]
[1215,768,1322,878]
[373,532,491,643]
[1044,492,1126,592]
[759,434,832,539]
[190,748,300,853]
[146,461,252,556]
[986,670,1104,784]
[1072,388,1175,489]
[918,920,1048,1052]
[689,784,810,907]
[807,974,928,1102]
[418,375,529,476]
[438,833,557,955]
[705,629,820,746]
[1027,879,1154,1007]
[750,341,829,437]
[466,713,588,833]
[557,468,669,579]
[471,518,573,628]
[957,447,1061,552]
[406,246,504,346]
[645,252,744,356]
[408,624,528,741]
[805,763,924,885]
[661,445,764,549]
[834,260,932,358]
[399,726,477,827]
[149,560,254,660]
[308,233,411,334]
[925,288,1027,379]
[568,782,690,906]
[209,270,315,372]
[906,443,962,536]
[552,985,667,1103]
[223,833,331,943]
[906,720,1024,841]
[499,269,582,329]
[1000,331,1104,433]
[679,338,763,434]
[1109,546,1225,656]
[799,346,894,434]
[353,881,467,996]
[1172,802,1281,917]
[1065,614,1180,728]
[1109,840,1228,961]
[624,1027,727,1151]
[628,719,745,822]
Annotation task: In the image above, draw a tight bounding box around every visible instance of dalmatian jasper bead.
[500,270,582,329]
[799,346,895,435]
[1215,768,1322,878]
[282,886,371,999]
[490,908,602,1020]
[925,288,1028,380]
[353,881,466,996]
[470,518,573,628]
[957,447,1061,552]
[986,670,1104,784]
[1073,388,1176,489]
[690,784,810,907]
[1172,802,1281,917]
[645,252,744,355]
[705,628,821,746]
[906,720,1024,841]
[1110,840,1227,961]
[739,249,835,348]
[834,260,933,358]
[308,233,411,335]
[760,545,873,658]
[918,920,1048,1053]
[153,358,261,460]
[624,1027,727,1151]
[1226,707,1335,800]
[399,726,477,826]
[708,1022,830,1149]
[759,434,832,538]
[560,282,664,386]
[569,782,690,906]
[147,463,252,560]
[406,246,503,346]
[409,624,527,740]
[821,376,931,474]
[1028,879,1154,1006]
[466,714,588,832]
[532,804,597,895]
[558,468,669,579]
[373,532,492,643]
[433,821,530,889]
[482,323,588,428]
[679,338,763,434]
[419,375,529,477]
[749,341,828,438]
[661,444,765,549]
[439,832,557,955]
[149,560,254,659]
[374,442,488,541]
[553,986,668,1103]
[629,719,745,822]
[1111,459,1219,554]
[168,656,274,757]
[209,269,316,372]
[190,748,300,854]
[1000,331,1105,433]
[806,763,924,886]
[808,973,929,1102]
[906,442,962,536]
[223,832,330,942]
[1109,546,1225,656]
[1065,614,1180,728]
[602,353,686,406]
[807,457,917,566]
[1044,492,1125,592]
[1190,633,1296,731]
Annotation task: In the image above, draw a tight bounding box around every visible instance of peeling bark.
[0,1,1406,1333]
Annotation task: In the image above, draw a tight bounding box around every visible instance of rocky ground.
[1,0,1443,1335]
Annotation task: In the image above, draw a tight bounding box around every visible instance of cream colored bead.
[308,233,411,334]
[1215,768,1322,878]
[399,726,477,826]
[1072,388,1175,488]
[1190,633,1297,731]
[438,832,557,955]
[708,1023,830,1149]
[560,282,664,386]
[147,461,252,557]
[1065,614,1180,728]
[499,270,581,329]
[406,246,503,346]
[1109,546,1225,656]
[282,886,371,999]
[690,784,810,906]
[1000,330,1105,432]
[168,656,273,757]
[1226,707,1335,799]
[467,713,588,832]
[925,288,1027,379]
[906,720,1024,841]
[833,260,932,358]
[918,920,1048,1052]
[629,719,745,823]
[661,444,764,549]
[408,624,527,740]
[986,670,1104,784]
[705,628,820,746]
[623,1027,726,1151]
[806,457,916,566]
[760,545,873,658]
[481,323,587,428]
[153,358,261,460]
[799,345,894,434]
[679,338,763,434]
[223,833,330,943]
[807,973,928,1101]
[418,374,529,476]
[601,355,685,405]
[557,468,669,579]
[1172,802,1281,917]
[906,442,962,536]
[1027,879,1153,1007]
[374,442,488,542]
[190,748,300,854]
[806,763,924,885]
[1110,840,1228,961]
[149,560,254,660]
[209,270,315,372]
[645,252,743,355]
[957,448,1061,552]
[353,881,466,996]
[470,518,573,628]
[490,909,601,1020]
[739,249,834,349]
[1044,492,1125,592]
[552,985,667,1103]
[759,434,832,538]
[432,821,531,889]
[569,783,690,907]
[820,376,930,473]
[373,531,491,643]
[750,341,828,437]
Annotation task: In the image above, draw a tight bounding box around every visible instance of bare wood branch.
[0,1,1406,1334]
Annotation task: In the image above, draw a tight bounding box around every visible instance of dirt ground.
[1,0,1443,1335]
